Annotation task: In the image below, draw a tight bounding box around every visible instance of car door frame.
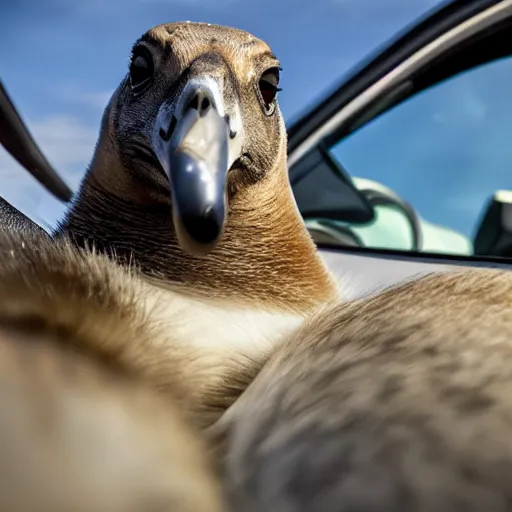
[287,0,512,268]
[287,0,505,161]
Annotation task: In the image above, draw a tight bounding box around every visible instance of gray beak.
[152,83,240,256]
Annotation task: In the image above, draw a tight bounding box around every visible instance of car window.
[323,55,512,257]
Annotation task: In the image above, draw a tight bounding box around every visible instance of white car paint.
[319,248,510,301]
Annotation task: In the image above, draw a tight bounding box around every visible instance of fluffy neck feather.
[57,156,338,314]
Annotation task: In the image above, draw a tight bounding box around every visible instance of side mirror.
[290,146,375,224]
[474,190,512,258]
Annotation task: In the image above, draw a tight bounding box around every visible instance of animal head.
[91,22,285,256]
[0,22,338,310]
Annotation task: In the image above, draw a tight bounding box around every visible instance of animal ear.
[0,80,73,202]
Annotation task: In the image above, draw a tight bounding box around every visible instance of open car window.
[303,12,512,259]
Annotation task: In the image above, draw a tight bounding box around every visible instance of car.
[2,0,512,302]
[287,0,512,299]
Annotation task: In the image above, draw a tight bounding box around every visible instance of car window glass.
[324,55,512,257]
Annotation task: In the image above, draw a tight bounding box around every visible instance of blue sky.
[5,0,499,241]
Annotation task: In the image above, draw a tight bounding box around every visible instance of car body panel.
[318,246,512,299]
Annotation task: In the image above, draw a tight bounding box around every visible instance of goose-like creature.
[3,20,512,512]
[0,21,337,510]
[52,22,339,428]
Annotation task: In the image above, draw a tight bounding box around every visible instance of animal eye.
[129,47,154,94]
[258,67,281,114]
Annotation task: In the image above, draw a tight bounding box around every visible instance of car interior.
[292,8,512,260]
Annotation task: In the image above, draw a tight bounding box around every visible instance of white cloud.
[78,91,112,110]
[30,115,98,170]
[0,114,97,229]
[52,83,113,111]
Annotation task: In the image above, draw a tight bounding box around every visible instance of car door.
[287,0,512,297]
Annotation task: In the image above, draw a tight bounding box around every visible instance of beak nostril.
[187,90,213,116]
[201,97,210,111]
[188,95,200,111]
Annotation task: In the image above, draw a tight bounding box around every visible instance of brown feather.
[0,231,226,511]
[212,268,512,512]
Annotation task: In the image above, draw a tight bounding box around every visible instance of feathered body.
[2,20,512,512]
[213,268,512,511]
